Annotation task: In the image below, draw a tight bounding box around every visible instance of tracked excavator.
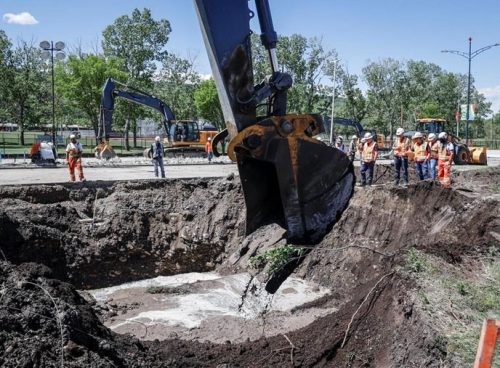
[194,0,355,290]
[95,78,218,159]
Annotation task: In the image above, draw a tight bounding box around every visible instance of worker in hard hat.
[427,133,439,181]
[437,132,454,187]
[360,132,378,186]
[392,127,410,186]
[335,136,346,153]
[347,135,358,162]
[65,134,85,182]
[151,136,166,178]
[412,132,430,180]
[205,136,214,164]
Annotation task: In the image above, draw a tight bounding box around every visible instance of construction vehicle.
[414,118,487,165]
[195,0,354,291]
[29,140,56,166]
[95,78,218,159]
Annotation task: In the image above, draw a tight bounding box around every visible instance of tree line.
[0,8,498,149]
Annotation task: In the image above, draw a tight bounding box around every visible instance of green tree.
[55,54,127,135]
[194,79,224,130]
[155,53,200,121]
[8,40,50,145]
[251,33,338,114]
[0,30,13,122]
[102,8,171,149]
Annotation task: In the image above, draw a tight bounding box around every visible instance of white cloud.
[3,12,39,25]
[479,85,500,113]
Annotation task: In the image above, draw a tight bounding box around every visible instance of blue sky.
[2,0,500,111]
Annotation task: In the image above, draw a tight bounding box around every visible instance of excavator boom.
[194,0,355,257]
[95,78,175,159]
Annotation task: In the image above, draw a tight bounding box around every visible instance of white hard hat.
[361,138,367,144]
[155,136,161,141]
[351,135,357,140]
[364,132,373,139]
[69,134,76,139]
[428,133,437,141]
[208,137,212,141]
[396,128,405,136]
[337,135,344,141]
[413,132,423,139]
[438,132,448,139]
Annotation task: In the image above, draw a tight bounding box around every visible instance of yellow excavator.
[95,78,219,159]
[194,0,355,291]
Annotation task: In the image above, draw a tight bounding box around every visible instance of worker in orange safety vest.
[437,132,454,187]
[65,134,85,182]
[360,132,378,186]
[205,137,213,164]
[427,133,440,181]
[412,132,430,180]
[393,127,410,186]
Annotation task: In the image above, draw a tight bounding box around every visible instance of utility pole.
[441,38,499,145]
[329,58,340,145]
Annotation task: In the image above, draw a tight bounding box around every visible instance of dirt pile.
[0,168,499,367]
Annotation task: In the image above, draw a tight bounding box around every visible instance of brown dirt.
[1,168,499,367]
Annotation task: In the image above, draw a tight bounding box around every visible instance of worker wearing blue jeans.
[360,133,378,186]
[151,136,166,178]
[393,128,410,185]
[412,132,430,181]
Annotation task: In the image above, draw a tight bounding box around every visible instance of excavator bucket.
[195,0,354,244]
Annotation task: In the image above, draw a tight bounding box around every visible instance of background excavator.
[95,78,218,159]
[194,0,355,292]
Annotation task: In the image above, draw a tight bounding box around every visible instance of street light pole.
[466,37,472,143]
[329,58,340,145]
[442,38,499,145]
[39,41,65,153]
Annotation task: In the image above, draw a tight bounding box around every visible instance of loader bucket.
[469,147,488,165]
[95,141,117,160]
[229,114,355,244]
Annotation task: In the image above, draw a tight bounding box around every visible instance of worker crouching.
[437,132,454,187]
[66,134,85,182]
[360,132,378,186]
[393,127,410,186]
[412,132,430,180]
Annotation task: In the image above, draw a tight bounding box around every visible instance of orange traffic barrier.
[474,319,500,368]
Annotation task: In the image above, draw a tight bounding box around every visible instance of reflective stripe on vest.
[414,142,428,161]
[362,142,376,162]
[430,141,439,159]
[393,138,409,157]
[438,143,451,161]
[68,148,80,158]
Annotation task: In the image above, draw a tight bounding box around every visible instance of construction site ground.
[0,156,499,367]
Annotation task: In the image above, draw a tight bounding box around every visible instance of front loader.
[194,0,355,291]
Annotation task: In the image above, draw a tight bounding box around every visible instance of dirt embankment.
[0,168,499,367]
[0,176,245,288]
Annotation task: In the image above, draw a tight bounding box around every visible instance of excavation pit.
[1,168,499,367]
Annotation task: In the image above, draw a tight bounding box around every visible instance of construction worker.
[412,132,430,180]
[335,136,346,153]
[348,135,358,162]
[360,132,378,186]
[205,137,213,164]
[393,127,410,186]
[428,133,439,181]
[151,136,166,178]
[65,134,85,182]
[437,132,454,187]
